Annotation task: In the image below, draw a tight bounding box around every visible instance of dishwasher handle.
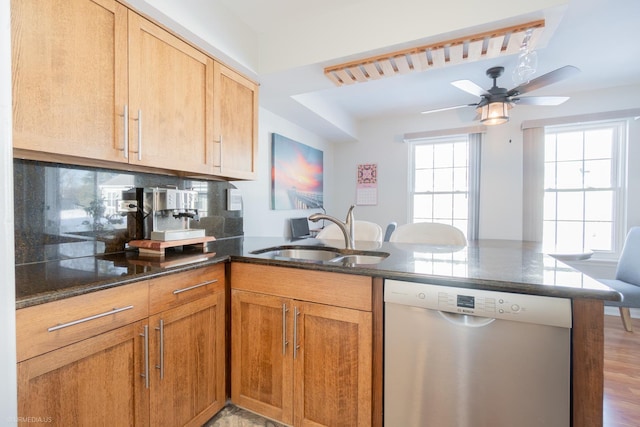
[438,311,496,328]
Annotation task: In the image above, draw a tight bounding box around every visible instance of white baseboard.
[604,306,640,318]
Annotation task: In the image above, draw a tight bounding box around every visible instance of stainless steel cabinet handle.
[123,105,129,159]
[282,304,289,355]
[172,279,218,295]
[213,135,222,168]
[47,305,134,332]
[155,319,164,380]
[293,307,300,359]
[141,325,149,389]
[219,135,223,170]
[137,110,142,161]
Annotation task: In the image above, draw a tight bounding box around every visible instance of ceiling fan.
[421,65,580,125]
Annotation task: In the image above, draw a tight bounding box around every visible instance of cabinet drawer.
[16,281,149,362]
[231,263,372,311]
[149,263,225,315]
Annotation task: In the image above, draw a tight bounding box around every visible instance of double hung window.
[409,133,481,239]
[542,121,625,254]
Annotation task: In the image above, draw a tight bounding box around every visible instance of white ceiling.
[214,0,640,142]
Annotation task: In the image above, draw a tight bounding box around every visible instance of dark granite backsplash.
[14,159,243,265]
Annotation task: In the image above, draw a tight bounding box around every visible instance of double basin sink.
[250,245,390,265]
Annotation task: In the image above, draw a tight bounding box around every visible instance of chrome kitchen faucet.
[309,204,356,249]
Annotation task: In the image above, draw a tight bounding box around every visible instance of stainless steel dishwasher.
[384,279,572,427]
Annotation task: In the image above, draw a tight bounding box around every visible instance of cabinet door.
[128,11,214,175]
[149,291,225,427]
[294,302,373,427]
[213,62,258,180]
[231,290,294,425]
[17,321,149,427]
[11,0,128,162]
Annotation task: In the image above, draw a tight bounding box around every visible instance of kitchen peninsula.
[15,236,619,427]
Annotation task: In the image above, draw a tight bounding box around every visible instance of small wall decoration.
[271,133,324,210]
[356,163,378,205]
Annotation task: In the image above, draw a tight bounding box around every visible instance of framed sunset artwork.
[271,133,323,210]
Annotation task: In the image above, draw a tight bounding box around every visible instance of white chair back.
[389,222,466,246]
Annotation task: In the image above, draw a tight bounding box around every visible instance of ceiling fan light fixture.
[479,101,510,125]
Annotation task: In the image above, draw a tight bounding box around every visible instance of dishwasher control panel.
[385,279,572,328]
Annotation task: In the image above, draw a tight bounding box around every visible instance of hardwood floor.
[604,314,640,427]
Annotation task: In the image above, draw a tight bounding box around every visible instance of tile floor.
[205,405,287,427]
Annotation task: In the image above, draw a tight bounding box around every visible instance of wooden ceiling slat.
[378,59,396,77]
[410,51,429,71]
[362,62,383,79]
[467,39,484,61]
[334,69,355,85]
[349,65,368,82]
[324,70,344,86]
[485,34,505,58]
[431,47,446,68]
[394,55,412,73]
[505,30,526,55]
[448,44,465,65]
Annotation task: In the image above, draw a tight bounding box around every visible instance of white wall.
[239,84,640,241]
[1,0,17,422]
[233,108,335,237]
[329,84,640,240]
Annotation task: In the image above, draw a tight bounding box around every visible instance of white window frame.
[408,133,481,239]
[542,120,627,258]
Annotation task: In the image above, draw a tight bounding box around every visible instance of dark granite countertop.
[15,236,621,309]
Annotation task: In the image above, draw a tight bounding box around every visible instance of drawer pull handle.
[172,279,218,295]
[47,305,135,332]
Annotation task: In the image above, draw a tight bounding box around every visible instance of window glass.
[411,135,474,238]
[543,121,624,253]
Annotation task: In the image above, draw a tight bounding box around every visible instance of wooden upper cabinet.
[12,0,257,180]
[128,12,214,175]
[213,62,259,180]
[11,0,129,162]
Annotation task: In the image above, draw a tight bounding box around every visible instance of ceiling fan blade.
[421,104,477,115]
[451,80,488,97]
[508,65,580,96]
[512,96,570,106]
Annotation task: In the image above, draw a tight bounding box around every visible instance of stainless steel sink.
[329,254,389,265]
[272,248,342,262]
[250,245,389,265]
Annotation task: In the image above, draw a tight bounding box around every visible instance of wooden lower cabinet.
[149,291,226,427]
[231,263,375,426]
[17,320,149,427]
[17,265,226,427]
[293,302,372,426]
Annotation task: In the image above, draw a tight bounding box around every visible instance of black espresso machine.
[119,187,204,241]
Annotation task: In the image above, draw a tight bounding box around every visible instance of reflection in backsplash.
[14,159,243,265]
